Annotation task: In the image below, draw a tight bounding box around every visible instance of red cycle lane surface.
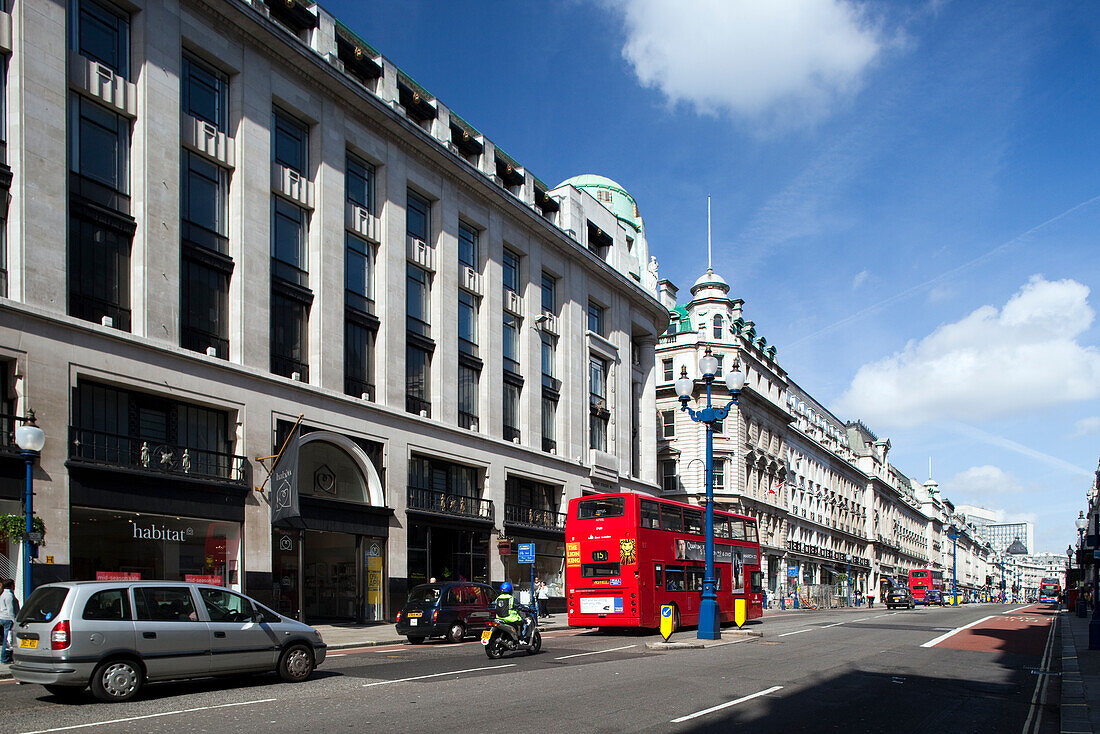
[932,605,1056,655]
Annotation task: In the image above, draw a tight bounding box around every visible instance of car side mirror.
[253,612,265,624]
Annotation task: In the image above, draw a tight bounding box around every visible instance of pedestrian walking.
[536,576,550,617]
[0,578,18,665]
[867,592,875,608]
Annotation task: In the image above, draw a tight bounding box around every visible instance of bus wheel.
[672,606,680,632]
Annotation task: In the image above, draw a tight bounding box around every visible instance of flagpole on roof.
[707,196,712,270]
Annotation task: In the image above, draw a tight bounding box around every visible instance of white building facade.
[0,0,669,621]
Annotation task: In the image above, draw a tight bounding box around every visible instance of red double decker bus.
[565,492,764,630]
[908,568,945,604]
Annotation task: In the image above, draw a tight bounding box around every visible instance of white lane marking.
[671,685,784,723]
[778,628,811,637]
[362,663,514,687]
[851,617,876,622]
[1005,605,1031,614]
[920,615,994,648]
[554,644,636,660]
[19,698,277,734]
[822,621,845,628]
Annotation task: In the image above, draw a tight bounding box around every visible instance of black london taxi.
[395,582,495,644]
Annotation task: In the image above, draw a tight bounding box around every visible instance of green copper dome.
[557,174,644,235]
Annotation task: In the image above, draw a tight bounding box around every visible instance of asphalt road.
[1,603,1060,734]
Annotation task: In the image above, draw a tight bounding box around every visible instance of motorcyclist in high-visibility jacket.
[493,582,525,640]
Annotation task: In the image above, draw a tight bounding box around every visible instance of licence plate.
[407,612,422,618]
[480,630,492,645]
[19,638,37,649]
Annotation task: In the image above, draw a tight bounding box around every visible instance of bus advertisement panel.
[565,493,764,630]
[908,568,945,604]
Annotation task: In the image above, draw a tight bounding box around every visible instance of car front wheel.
[90,659,143,703]
[278,643,315,682]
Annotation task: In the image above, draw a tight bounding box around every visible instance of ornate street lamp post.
[675,346,745,640]
[14,410,46,602]
[1077,512,1089,617]
[948,524,959,606]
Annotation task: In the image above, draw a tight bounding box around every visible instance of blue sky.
[327,0,1100,552]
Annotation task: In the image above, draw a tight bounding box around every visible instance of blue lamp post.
[675,346,745,640]
[846,554,852,607]
[948,524,959,606]
[14,410,45,603]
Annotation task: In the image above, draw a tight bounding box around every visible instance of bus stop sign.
[660,604,674,641]
[518,543,535,564]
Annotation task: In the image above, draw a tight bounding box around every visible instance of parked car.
[885,585,915,610]
[11,581,326,703]
[395,582,495,644]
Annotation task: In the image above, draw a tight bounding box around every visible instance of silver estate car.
[11,581,326,702]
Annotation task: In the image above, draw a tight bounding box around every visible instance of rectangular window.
[458,363,479,429]
[72,0,130,79]
[541,395,557,452]
[406,344,431,416]
[715,355,723,377]
[273,109,307,175]
[503,312,520,373]
[662,358,674,382]
[713,460,725,492]
[407,263,431,337]
[182,54,227,132]
[458,222,478,270]
[344,318,376,400]
[683,508,704,535]
[181,150,228,253]
[271,291,309,380]
[581,563,621,578]
[458,290,478,354]
[68,204,132,331]
[661,461,678,494]
[541,272,556,314]
[590,410,607,452]
[590,356,608,400]
[503,382,521,442]
[660,504,684,532]
[345,233,375,313]
[180,258,228,358]
[640,500,661,529]
[503,249,520,294]
[70,95,130,205]
[346,155,374,212]
[540,334,555,379]
[661,410,675,439]
[407,191,430,242]
[587,300,605,336]
[271,197,307,285]
[576,496,624,520]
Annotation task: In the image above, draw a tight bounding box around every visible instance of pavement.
[1061,608,1100,733]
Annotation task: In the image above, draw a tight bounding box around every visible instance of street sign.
[26,532,42,543]
[518,543,535,564]
[787,566,798,578]
[734,598,746,628]
[660,604,674,641]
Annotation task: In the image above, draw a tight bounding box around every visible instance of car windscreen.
[17,586,70,624]
[407,586,442,604]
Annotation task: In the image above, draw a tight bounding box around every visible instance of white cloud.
[833,276,1100,427]
[1073,417,1100,437]
[852,269,871,289]
[946,465,1024,496]
[610,0,885,129]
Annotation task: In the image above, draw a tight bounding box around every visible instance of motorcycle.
[481,607,541,658]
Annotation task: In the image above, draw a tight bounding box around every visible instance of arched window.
[713,314,724,339]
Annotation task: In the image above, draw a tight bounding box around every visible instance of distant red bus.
[908,568,945,604]
[1038,577,1061,604]
[565,493,764,630]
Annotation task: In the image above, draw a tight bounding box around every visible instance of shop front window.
[70,508,240,589]
[502,537,565,600]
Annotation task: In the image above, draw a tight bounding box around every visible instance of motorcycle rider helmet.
[500,582,513,594]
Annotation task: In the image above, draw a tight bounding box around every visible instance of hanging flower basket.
[0,514,46,543]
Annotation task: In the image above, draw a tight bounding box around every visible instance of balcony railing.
[407,486,493,521]
[345,376,375,401]
[272,354,309,381]
[70,292,131,332]
[542,437,556,454]
[505,503,566,532]
[504,426,521,443]
[458,411,478,430]
[0,412,18,453]
[69,426,247,484]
